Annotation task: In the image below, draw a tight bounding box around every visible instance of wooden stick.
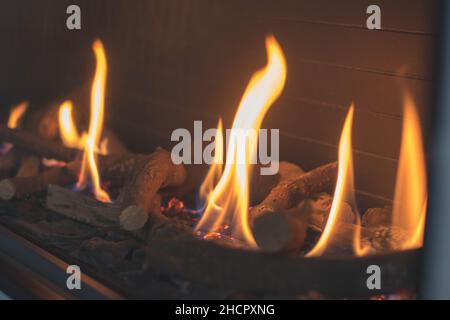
[46,184,151,231]
[120,148,186,219]
[249,162,338,223]
[0,153,147,200]
[253,205,309,253]
[0,126,78,162]
[0,162,79,200]
[250,161,304,205]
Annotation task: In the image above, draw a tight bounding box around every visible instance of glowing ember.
[391,93,427,249]
[307,105,369,257]
[195,35,287,247]
[75,40,111,203]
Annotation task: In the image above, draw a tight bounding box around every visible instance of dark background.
[0,0,439,209]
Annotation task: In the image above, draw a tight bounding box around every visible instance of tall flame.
[76,40,111,203]
[195,35,287,247]
[8,101,28,129]
[307,105,369,257]
[391,93,427,249]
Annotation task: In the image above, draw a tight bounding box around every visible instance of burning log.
[252,200,354,254]
[0,126,78,162]
[252,193,404,254]
[120,148,187,222]
[0,153,148,200]
[251,162,304,205]
[249,162,338,223]
[252,204,309,253]
[45,184,194,240]
[46,184,155,231]
[0,162,80,200]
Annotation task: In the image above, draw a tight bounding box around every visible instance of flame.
[1,101,29,154]
[391,93,427,249]
[199,118,224,203]
[8,101,28,129]
[195,35,287,247]
[76,40,111,203]
[58,100,108,155]
[307,105,369,257]
[58,101,83,149]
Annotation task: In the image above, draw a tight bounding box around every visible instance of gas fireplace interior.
[0,0,446,300]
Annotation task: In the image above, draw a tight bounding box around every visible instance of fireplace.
[0,0,445,300]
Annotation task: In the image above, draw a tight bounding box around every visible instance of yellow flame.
[8,101,28,129]
[58,100,108,155]
[58,101,83,149]
[195,35,287,247]
[307,105,369,257]
[199,118,224,202]
[76,40,111,203]
[391,93,427,249]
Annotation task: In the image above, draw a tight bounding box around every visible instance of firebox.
[0,0,447,300]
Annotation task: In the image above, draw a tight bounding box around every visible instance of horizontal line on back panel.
[281,96,403,121]
[280,132,399,163]
[247,15,435,36]
[291,58,430,81]
[355,190,394,205]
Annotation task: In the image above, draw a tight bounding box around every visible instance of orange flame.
[195,35,287,247]
[8,101,28,129]
[76,40,111,203]
[391,93,427,249]
[307,105,369,257]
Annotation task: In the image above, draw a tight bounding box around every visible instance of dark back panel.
[0,0,438,209]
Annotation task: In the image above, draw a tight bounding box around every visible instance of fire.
[307,105,369,257]
[58,100,108,155]
[75,40,111,203]
[58,101,83,149]
[8,101,28,129]
[1,101,29,154]
[195,35,287,247]
[391,93,427,249]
